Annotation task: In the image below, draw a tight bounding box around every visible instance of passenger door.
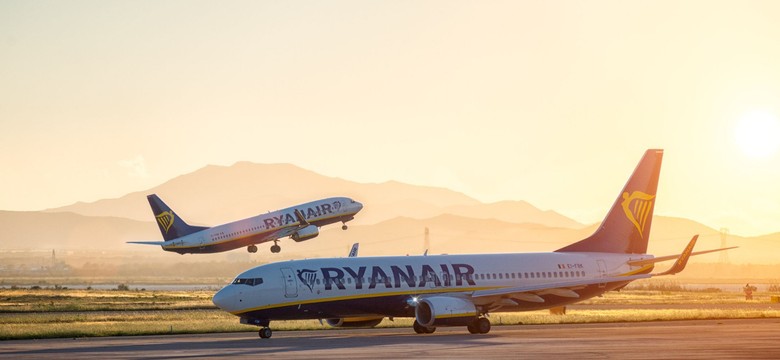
[280,267,298,298]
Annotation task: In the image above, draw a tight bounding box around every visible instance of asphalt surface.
[1,318,778,359]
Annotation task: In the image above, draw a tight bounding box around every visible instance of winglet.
[657,235,698,276]
[348,243,359,257]
[294,209,310,226]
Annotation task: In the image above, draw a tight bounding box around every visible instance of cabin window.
[511,273,516,279]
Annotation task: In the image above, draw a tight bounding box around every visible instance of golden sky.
[1,1,779,236]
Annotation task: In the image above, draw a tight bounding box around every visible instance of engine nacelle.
[325,317,383,328]
[415,296,478,327]
[291,225,319,242]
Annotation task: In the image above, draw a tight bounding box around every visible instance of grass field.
[2,286,779,340]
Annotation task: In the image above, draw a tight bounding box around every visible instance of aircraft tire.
[476,318,491,334]
[247,245,258,253]
[259,327,272,339]
[342,224,348,230]
[467,322,479,334]
[270,244,281,253]
[413,320,434,334]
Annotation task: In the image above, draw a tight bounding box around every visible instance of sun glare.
[734,110,780,159]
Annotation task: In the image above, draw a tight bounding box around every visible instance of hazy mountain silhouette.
[1,162,776,264]
[46,162,581,229]
[0,211,158,250]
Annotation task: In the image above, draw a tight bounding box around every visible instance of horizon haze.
[2,1,780,238]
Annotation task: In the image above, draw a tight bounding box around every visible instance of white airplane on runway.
[212,149,734,338]
[128,195,363,254]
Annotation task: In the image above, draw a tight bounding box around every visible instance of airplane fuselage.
[213,252,655,322]
[160,197,362,254]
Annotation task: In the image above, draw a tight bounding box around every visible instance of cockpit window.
[232,277,264,286]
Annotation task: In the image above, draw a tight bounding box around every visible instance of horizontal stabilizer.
[127,241,168,246]
[628,244,737,267]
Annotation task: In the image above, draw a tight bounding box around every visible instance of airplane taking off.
[212,150,734,338]
[128,195,363,254]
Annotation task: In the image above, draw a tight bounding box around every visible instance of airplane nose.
[354,201,364,212]
[212,287,230,310]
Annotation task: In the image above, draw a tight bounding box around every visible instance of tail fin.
[147,194,209,241]
[556,149,663,254]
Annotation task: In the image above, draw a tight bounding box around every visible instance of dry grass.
[0,288,214,312]
[2,287,779,340]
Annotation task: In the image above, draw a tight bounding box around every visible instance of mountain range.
[2,162,777,264]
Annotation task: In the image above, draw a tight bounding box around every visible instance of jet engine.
[291,225,319,242]
[325,317,383,328]
[415,296,478,327]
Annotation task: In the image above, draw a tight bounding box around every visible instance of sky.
[1,1,779,237]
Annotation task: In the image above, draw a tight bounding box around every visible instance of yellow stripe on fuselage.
[618,264,654,276]
[231,285,500,316]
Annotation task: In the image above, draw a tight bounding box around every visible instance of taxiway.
[1,318,778,359]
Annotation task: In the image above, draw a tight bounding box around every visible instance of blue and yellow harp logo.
[155,211,175,234]
[621,191,655,238]
[297,269,318,292]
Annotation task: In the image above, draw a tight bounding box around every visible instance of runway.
[2,318,778,359]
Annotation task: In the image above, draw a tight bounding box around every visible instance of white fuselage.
[161,197,362,254]
[213,251,654,321]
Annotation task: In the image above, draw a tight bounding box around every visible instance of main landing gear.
[466,317,491,334]
[412,317,491,335]
[270,240,281,253]
[247,245,258,253]
[259,327,272,339]
[413,320,435,334]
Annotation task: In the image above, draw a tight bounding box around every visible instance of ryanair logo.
[621,191,655,238]
[297,269,318,292]
[155,211,175,234]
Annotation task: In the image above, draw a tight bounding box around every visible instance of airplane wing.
[471,273,652,299]
[294,209,309,226]
[258,211,315,242]
[468,235,713,308]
